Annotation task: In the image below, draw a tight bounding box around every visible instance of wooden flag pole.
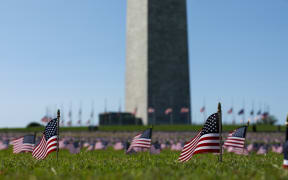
[56,109,60,162]
[218,103,223,162]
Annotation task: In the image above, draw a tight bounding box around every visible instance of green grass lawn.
[0,124,285,133]
[0,148,287,180]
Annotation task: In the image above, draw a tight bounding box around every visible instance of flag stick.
[218,103,223,162]
[56,109,60,162]
[149,125,153,154]
[243,119,250,153]
[285,114,288,141]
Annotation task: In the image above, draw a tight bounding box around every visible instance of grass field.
[0,148,287,180]
[0,124,285,133]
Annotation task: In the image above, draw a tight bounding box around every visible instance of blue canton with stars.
[140,128,152,139]
[23,135,35,144]
[44,118,58,141]
[201,113,219,135]
[232,126,247,138]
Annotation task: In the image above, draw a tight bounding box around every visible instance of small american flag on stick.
[41,116,52,123]
[180,107,189,113]
[178,113,220,162]
[148,107,155,113]
[132,107,138,116]
[127,128,152,153]
[11,135,35,154]
[223,126,248,153]
[200,106,205,113]
[165,108,173,115]
[227,108,233,114]
[32,118,58,160]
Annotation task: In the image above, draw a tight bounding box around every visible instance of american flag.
[165,108,173,115]
[200,106,205,113]
[11,135,35,154]
[238,109,244,115]
[67,141,81,154]
[127,128,152,153]
[148,107,155,113]
[0,139,9,150]
[67,121,72,126]
[227,108,233,114]
[262,112,269,119]
[32,118,58,160]
[68,109,72,126]
[223,126,247,153]
[180,107,189,113]
[78,108,82,125]
[41,116,52,123]
[132,107,138,116]
[178,113,220,162]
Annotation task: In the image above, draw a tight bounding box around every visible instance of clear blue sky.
[0,0,287,127]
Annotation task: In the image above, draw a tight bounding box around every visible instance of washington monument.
[125,0,191,125]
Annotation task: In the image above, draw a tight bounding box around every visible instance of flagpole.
[56,109,60,162]
[218,103,222,162]
[149,125,153,154]
[286,114,288,141]
[244,119,250,154]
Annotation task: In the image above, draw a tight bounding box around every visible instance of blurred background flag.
[178,113,220,162]
[67,141,80,154]
[113,142,124,150]
[148,107,155,113]
[223,126,248,154]
[180,107,189,113]
[238,109,244,115]
[262,112,269,119]
[227,108,233,114]
[41,116,52,123]
[200,106,205,113]
[32,118,58,160]
[127,128,152,153]
[78,106,82,126]
[11,135,35,154]
[68,108,72,126]
[0,140,9,150]
[132,107,138,116]
[165,108,173,115]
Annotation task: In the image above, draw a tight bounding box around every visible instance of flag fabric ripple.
[32,118,58,160]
